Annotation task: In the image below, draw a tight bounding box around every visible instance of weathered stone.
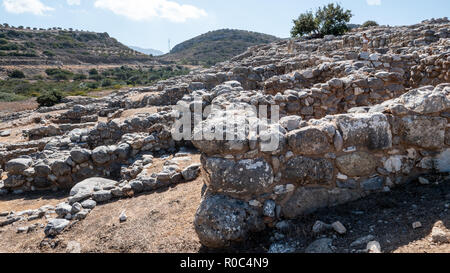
[400,116,446,148]
[80,199,96,210]
[70,177,117,197]
[194,194,264,248]
[5,158,32,175]
[336,152,377,177]
[334,113,392,150]
[92,190,112,203]
[44,219,69,236]
[305,238,334,253]
[70,148,91,164]
[55,203,72,218]
[288,127,331,155]
[181,164,201,181]
[361,176,384,191]
[204,157,274,197]
[50,160,71,177]
[283,156,333,185]
[279,116,302,131]
[92,146,111,165]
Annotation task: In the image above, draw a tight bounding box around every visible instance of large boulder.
[399,116,446,149]
[282,187,362,218]
[336,152,378,177]
[194,194,264,248]
[44,219,70,236]
[395,85,450,114]
[333,113,392,150]
[92,146,111,165]
[283,156,333,185]
[287,127,331,155]
[5,158,33,175]
[70,148,91,164]
[69,177,117,201]
[204,157,274,197]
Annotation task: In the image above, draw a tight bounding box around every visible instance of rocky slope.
[0,18,449,253]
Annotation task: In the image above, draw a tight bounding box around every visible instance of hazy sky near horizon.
[1,0,449,53]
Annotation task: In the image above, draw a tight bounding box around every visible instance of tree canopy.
[291,3,353,38]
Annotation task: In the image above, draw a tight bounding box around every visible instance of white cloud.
[366,0,381,6]
[3,0,54,15]
[67,0,81,5]
[94,0,207,23]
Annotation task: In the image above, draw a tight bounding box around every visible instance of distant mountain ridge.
[159,29,280,66]
[129,46,164,56]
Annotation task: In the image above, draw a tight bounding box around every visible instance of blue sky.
[1,0,449,53]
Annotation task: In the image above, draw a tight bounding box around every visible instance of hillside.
[159,29,280,66]
[129,46,164,56]
[0,25,154,65]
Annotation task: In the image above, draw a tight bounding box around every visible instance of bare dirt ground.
[0,99,39,114]
[0,172,448,253]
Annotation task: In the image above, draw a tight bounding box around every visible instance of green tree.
[37,90,63,107]
[291,11,318,37]
[291,3,353,37]
[362,20,379,28]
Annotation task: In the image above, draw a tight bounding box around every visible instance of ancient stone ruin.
[0,18,449,249]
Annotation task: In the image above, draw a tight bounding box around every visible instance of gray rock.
[312,220,332,234]
[334,113,392,150]
[283,156,333,185]
[268,242,297,253]
[279,116,302,131]
[92,146,111,165]
[305,238,334,253]
[194,194,264,248]
[50,160,71,177]
[350,235,376,248]
[204,157,274,197]
[119,210,127,222]
[400,116,446,148]
[361,176,384,191]
[288,127,331,155]
[92,190,112,203]
[73,209,90,220]
[71,203,82,214]
[129,180,144,193]
[431,221,450,244]
[366,241,382,253]
[70,177,117,197]
[336,152,377,177]
[331,221,347,234]
[44,219,70,236]
[55,203,72,218]
[70,148,91,164]
[0,130,11,137]
[80,199,97,209]
[181,164,201,181]
[5,158,33,175]
[263,200,276,218]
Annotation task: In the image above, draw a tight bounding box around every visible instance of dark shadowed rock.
[194,194,264,248]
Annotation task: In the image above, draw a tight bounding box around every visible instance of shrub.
[8,70,25,79]
[362,20,379,28]
[37,90,63,107]
[291,3,353,37]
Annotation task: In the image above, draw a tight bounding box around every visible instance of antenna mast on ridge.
[168,39,171,53]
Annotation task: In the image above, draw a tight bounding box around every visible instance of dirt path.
[0,175,448,253]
